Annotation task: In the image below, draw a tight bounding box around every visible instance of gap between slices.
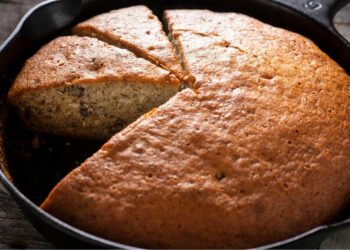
[7,6,192,141]
[72,5,184,82]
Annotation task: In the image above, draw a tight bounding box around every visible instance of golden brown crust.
[73,5,183,78]
[7,36,179,100]
[164,9,345,87]
[41,10,350,249]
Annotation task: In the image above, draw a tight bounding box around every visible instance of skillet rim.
[1,0,350,248]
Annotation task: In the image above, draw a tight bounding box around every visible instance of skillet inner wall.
[2,0,349,205]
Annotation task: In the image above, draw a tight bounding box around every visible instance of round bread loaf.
[41,9,350,249]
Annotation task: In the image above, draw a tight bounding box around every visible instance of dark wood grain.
[334,3,350,23]
[0,0,43,43]
[0,0,350,249]
[334,4,350,40]
[0,191,54,249]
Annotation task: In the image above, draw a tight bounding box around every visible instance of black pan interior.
[2,0,350,211]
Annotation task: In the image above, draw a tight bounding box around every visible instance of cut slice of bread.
[73,5,183,79]
[7,36,179,140]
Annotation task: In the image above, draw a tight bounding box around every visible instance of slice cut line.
[73,5,183,80]
[7,36,179,140]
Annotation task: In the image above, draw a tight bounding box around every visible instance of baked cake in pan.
[39,8,350,249]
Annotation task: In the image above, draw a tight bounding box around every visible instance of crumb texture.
[8,36,179,139]
[41,9,350,249]
[13,81,176,139]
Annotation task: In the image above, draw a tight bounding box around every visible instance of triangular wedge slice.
[8,36,179,140]
[73,5,183,78]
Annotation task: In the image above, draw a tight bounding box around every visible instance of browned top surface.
[42,10,350,249]
[165,9,343,88]
[73,5,183,78]
[7,36,179,99]
[1,1,350,249]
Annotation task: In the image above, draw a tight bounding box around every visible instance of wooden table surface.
[0,0,350,249]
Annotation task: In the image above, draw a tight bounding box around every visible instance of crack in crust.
[72,5,184,84]
[168,29,280,82]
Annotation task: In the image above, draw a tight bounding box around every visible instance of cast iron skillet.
[0,0,350,248]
